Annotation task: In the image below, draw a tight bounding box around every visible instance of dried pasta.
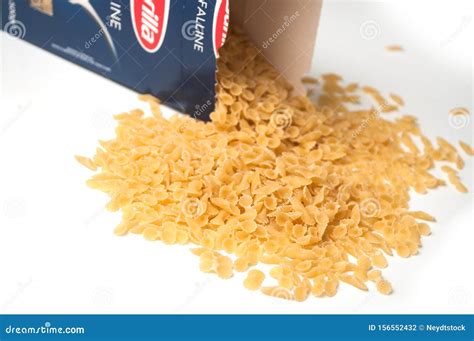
[386,45,404,52]
[459,141,474,156]
[77,28,471,301]
[389,93,405,106]
[244,269,265,291]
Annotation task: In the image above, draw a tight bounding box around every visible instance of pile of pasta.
[77,29,472,301]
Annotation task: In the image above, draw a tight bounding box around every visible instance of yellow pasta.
[441,166,468,193]
[389,93,405,106]
[294,286,310,302]
[345,83,359,92]
[216,255,233,279]
[372,252,388,268]
[75,155,97,171]
[376,279,393,295]
[301,76,319,84]
[408,211,436,222]
[162,223,177,245]
[386,45,404,52]
[324,275,339,297]
[234,257,249,272]
[396,244,411,258]
[367,270,382,282]
[143,226,159,241]
[78,28,470,301]
[339,274,368,291]
[459,141,474,156]
[244,269,265,291]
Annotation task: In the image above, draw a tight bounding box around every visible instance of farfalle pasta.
[77,29,472,300]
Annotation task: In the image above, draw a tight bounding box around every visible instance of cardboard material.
[2,0,322,119]
[231,0,322,93]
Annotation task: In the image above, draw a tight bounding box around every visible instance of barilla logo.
[131,0,169,53]
[213,0,229,57]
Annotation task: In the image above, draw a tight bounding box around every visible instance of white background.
[1,0,473,314]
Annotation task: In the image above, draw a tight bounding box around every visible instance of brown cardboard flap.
[231,0,323,93]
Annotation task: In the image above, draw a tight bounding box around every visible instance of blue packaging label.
[2,0,230,120]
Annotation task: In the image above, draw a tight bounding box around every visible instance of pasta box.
[1,0,322,120]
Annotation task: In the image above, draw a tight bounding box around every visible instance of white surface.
[1,0,473,314]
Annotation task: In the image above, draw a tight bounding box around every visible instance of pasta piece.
[311,276,325,297]
[409,211,436,222]
[243,269,265,291]
[386,45,404,52]
[376,279,393,295]
[294,286,310,302]
[372,252,388,268]
[367,270,382,282]
[459,141,474,156]
[162,223,177,245]
[396,244,410,258]
[339,274,368,291]
[324,276,339,297]
[389,93,405,106]
[216,255,233,279]
[75,155,97,171]
[302,76,319,84]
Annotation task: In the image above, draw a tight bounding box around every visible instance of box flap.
[231,0,323,93]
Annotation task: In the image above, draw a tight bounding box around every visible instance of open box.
[1,0,322,120]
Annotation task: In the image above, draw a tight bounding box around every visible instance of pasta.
[367,270,382,282]
[74,155,97,171]
[376,279,393,295]
[244,269,265,291]
[386,45,404,52]
[459,141,474,156]
[77,28,472,301]
[389,93,405,106]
